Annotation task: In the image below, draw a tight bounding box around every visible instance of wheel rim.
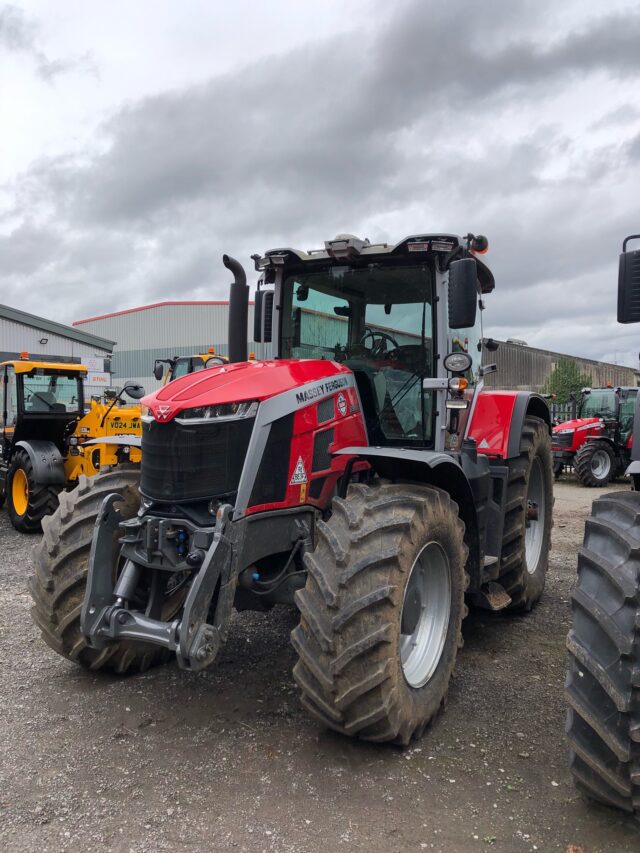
[525,456,545,574]
[11,468,29,516]
[590,449,611,480]
[400,541,451,688]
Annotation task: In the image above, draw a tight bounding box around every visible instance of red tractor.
[552,386,637,486]
[31,232,553,744]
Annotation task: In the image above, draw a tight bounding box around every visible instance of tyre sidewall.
[388,498,466,729]
[7,451,35,530]
[517,419,553,609]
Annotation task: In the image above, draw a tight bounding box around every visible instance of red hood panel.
[553,417,601,433]
[142,359,352,420]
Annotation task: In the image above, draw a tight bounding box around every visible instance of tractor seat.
[346,360,404,442]
[29,392,62,412]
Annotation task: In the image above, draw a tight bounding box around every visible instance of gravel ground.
[1,475,640,853]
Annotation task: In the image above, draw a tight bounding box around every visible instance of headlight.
[555,428,574,435]
[176,400,258,423]
[443,351,472,373]
[140,404,152,421]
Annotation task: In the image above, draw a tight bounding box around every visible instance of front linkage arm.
[81,496,235,672]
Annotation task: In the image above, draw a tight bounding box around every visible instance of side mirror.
[153,360,165,381]
[254,289,274,343]
[448,258,478,329]
[618,235,640,323]
[123,382,146,400]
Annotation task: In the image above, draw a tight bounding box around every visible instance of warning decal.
[337,392,347,417]
[478,438,490,449]
[290,456,308,484]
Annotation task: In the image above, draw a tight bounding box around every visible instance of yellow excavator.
[0,355,143,532]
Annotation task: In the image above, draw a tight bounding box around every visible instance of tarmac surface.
[1,475,639,852]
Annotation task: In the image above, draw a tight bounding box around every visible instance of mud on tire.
[291,483,468,745]
[499,416,553,611]
[565,490,640,814]
[7,449,60,533]
[30,466,169,674]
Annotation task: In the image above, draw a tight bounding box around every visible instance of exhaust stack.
[223,254,249,363]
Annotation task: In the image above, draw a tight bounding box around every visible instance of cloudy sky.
[1,0,640,365]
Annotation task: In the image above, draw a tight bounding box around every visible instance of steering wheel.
[360,328,399,358]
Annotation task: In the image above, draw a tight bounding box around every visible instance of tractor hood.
[142,359,353,421]
[553,417,602,433]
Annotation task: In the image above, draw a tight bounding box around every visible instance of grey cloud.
[0,3,96,80]
[0,4,35,52]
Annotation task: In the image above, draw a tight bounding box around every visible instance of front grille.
[553,432,573,449]
[140,416,254,502]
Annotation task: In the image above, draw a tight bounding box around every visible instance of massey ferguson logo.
[156,404,172,420]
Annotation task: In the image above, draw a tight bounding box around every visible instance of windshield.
[580,390,617,419]
[281,263,434,445]
[21,371,83,414]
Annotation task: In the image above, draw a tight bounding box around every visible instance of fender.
[467,390,551,459]
[335,446,483,589]
[14,440,65,485]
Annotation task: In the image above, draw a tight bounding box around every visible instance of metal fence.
[549,402,577,425]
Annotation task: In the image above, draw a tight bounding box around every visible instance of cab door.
[2,365,17,458]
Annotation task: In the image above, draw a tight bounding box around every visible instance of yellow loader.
[0,356,143,532]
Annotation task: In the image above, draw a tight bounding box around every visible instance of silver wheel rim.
[590,449,611,480]
[525,456,545,575]
[400,541,451,688]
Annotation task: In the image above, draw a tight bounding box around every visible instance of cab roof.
[0,359,88,375]
[256,233,495,294]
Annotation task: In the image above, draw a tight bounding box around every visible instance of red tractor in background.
[30,232,553,744]
[552,386,637,486]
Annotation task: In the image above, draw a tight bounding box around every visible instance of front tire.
[565,491,640,814]
[574,440,615,487]
[499,416,553,611]
[7,449,60,533]
[291,483,468,745]
[30,467,169,674]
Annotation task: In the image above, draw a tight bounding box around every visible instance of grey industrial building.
[482,339,640,391]
[74,301,268,390]
[0,303,115,396]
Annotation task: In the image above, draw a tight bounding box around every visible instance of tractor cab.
[153,351,228,384]
[1,358,85,460]
[253,233,493,453]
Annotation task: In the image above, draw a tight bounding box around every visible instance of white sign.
[290,456,308,485]
[86,372,111,386]
[83,357,106,372]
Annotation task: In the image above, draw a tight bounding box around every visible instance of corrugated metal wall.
[75,303,269,388]
[0,318,113,399]
[482,340,640,391]
[0,317,111,362]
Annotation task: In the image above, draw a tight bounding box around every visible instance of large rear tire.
[574,440,615,487]
[499,416,553,611]
[291,483,468,745]
[7,449,60,533]
[30,467,170,674]
[565,490,640,814]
